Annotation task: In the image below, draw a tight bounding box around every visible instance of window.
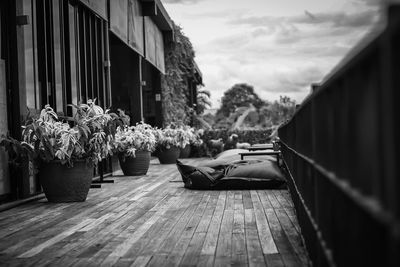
[22,0,40,111]
[75,5,109,108]
[53,0,64,113]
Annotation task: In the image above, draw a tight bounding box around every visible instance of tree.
[216,83,265,118]
[260,95,296,126]
[196,89,211,114]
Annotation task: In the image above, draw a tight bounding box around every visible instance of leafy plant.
[113,122,157,158]
[154,126,183,151]
[0,100,120,167]
[175,125,203,148]
[68,99,120,164]
[161,22,203,125]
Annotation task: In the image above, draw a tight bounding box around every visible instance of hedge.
[191,129,273,157]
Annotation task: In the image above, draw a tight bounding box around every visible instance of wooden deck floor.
[0,158,309,267]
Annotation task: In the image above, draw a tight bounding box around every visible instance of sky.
[161,0,383,108]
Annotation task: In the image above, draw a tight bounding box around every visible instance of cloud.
[296,9,378,28]
[164,0,383,108]
[162,0,204,4]
[229,9,378,29]
[355,0,382,7]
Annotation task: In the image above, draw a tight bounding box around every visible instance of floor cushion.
[225,161,284,181]
[199,149,277,169]
[176,160,224,189]
[176,157,285,190]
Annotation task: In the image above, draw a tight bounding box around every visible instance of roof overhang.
[193,61,203,85]
[140,0,174,41]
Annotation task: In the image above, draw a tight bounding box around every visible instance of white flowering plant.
[113,122,157,158]
[191,129,204,146]
[154,126,182,151]
[0,99,119,167]
[175,125,203,148]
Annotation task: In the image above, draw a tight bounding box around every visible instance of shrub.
[0,100,119,167]
[191,128,273,157]
[113,122,157,158]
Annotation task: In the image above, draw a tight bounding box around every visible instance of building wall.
[0,0,174,201]
[0,60,10,197]
[110,33,143,123]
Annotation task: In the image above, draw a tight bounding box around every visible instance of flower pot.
[118,151,151,176]
[179,145,191,158]
[39,160,93,203]
[157,146,180,164]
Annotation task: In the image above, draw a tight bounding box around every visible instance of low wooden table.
[248,144,274,151]
[239,151,281,165]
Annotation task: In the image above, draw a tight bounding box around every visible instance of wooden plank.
[37,184,181,263]
[0,159,310,266]
[195,191,219,233]
[265,190,281,209]
[200,191,227,256]
[250,191,278,254]
[225,190,235,210]
[179,232,207,266]
[232,192,247,266]
[272,190,301,233]
[214,209,234,266]
[243,190,253,209]
[99,190,189,265]
[275,208,309,266]
[131,255,152,267]
[161,192,211,266]
[17,218,95,258]
[244,209,266,267]
[119,190,204,265]
[260,196,299,266]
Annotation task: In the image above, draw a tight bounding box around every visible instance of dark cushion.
[199,149,277,169]
[176,160,224,189]
[176,159,285,190]
[225,161,284,181]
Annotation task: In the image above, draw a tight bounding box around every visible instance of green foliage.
[196,89,211,114]
[211,83,296,130]
[113,122,157,158]
[259,96,296,127]
[0,100,122,167]
[161,22,199,125]
[190,128,273,157]
[153,126,183,150]
[216,83,265,118]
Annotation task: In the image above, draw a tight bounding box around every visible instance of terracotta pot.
[118,151,151,176]
[179,145,191,158]
[157,146,180,164]
[39,160,93,203]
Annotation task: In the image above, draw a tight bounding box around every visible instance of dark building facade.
[0,0,186,202]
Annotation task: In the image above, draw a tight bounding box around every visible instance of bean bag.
[176,158,285,190]
[198,149,277,169]
[225,161,283,180]
[176,161,224,189]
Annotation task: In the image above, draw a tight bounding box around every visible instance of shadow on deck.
[0,158,309,266]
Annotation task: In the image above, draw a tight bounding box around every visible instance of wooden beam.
[142,1,157,16]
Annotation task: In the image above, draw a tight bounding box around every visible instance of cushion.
[199,149,277,169]
[215,149,248,159]
[176,160,224,189]
[225,161,284,181]
[176,159,285,190]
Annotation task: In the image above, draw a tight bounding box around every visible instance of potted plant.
[154,126,182,164]
[0,100,117,202]
[113,122,156,175]
[178,126,203,158]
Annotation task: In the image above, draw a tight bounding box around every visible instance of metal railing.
[278,4,400,267]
